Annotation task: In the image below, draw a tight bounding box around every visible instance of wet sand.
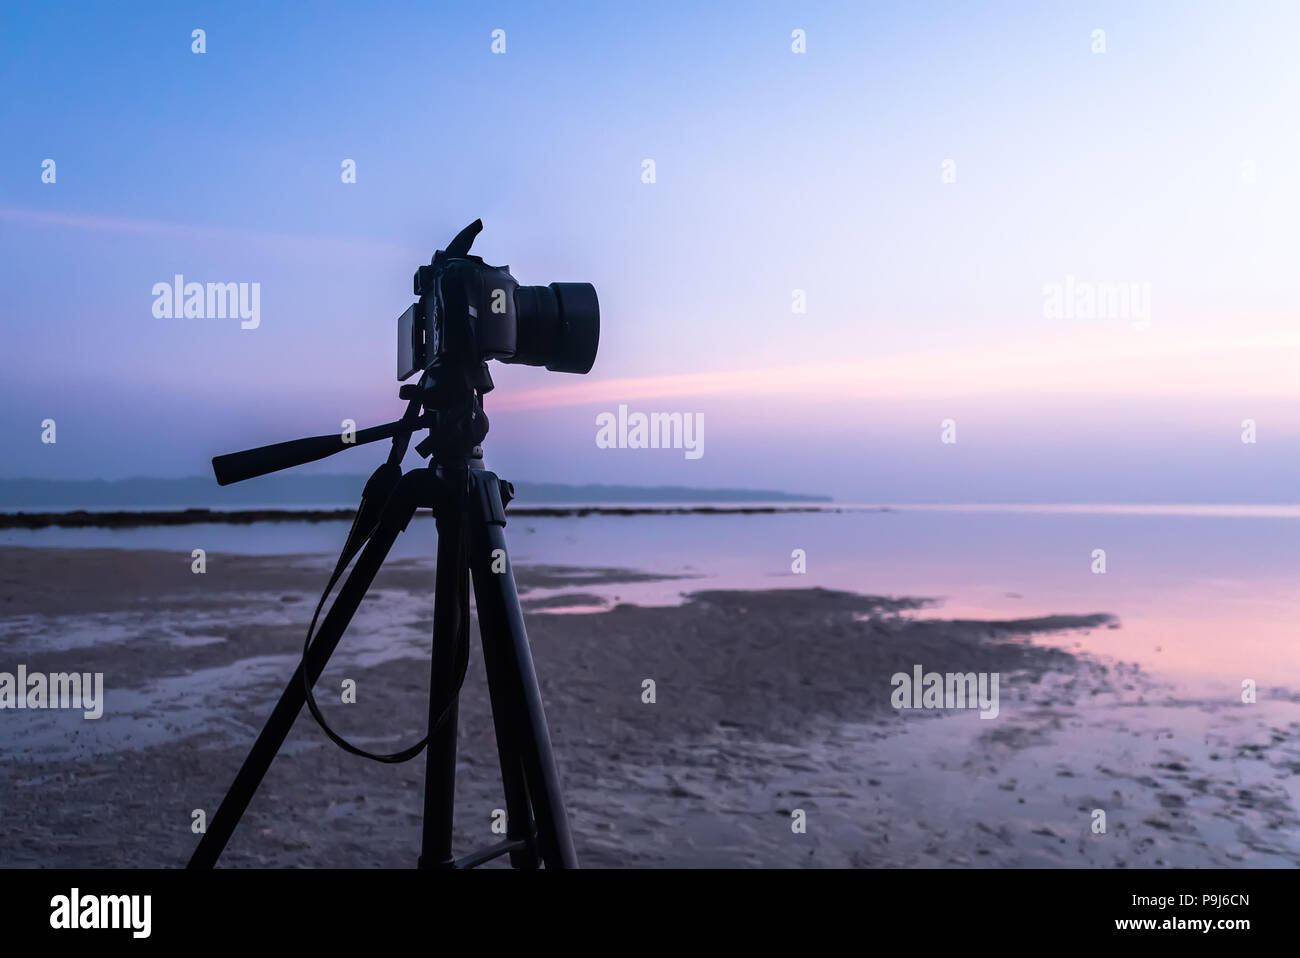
[1,545,1297,867]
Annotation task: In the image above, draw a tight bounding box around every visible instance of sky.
[2,0,1298,502]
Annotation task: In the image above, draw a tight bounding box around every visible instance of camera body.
[398,221,598,381]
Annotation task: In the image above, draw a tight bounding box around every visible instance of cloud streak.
[0,206,406,259]
[493,332,1300,410]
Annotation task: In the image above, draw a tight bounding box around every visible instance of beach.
[2,542,1297,868]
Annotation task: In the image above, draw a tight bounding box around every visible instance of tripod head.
[210,372,471,486]
[211,220,599,486]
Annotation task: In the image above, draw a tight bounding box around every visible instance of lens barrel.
[511,283,599,374]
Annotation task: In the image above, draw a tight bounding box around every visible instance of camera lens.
[511,283,599,374]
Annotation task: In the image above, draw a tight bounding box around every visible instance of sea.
[4,502,1299,697]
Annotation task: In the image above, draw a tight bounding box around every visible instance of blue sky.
[2,1,1298,501]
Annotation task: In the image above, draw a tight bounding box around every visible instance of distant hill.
[0,476,830,508]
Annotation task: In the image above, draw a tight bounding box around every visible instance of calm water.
[4,504,1298,695]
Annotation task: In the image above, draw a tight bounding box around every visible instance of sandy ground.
[1,545,1297,868]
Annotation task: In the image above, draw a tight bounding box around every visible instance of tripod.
[187,379,578,869]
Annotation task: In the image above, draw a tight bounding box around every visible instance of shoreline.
[0,504,856,529]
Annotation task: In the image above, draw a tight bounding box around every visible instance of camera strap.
[297,396,469,764]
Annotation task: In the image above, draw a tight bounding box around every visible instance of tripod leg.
[187,471,428,868]
[473,542,540,870]
[417,508,468,868]
[467,472,579,869]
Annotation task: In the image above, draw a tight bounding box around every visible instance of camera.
[398,219,599,380]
